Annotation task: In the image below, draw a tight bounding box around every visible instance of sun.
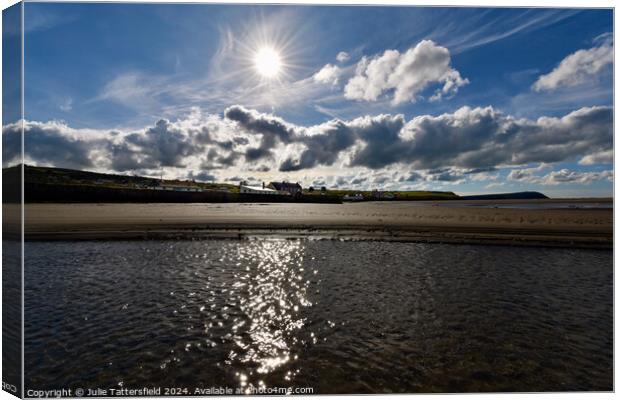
[254,47,281,78]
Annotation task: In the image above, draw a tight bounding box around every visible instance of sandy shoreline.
[8,199,612,248]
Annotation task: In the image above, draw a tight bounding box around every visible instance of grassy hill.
[306,188,459,201]
[6,165,460,201]
[4,165,546,203]
[461,191,548,200]
[12,165,239,193]
[3,165,343,204]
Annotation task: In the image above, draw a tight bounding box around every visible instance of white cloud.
[578,149,613,165]
[344,40,468,104]
[507,164,547,182]
[336,51,350,63]
[509,166,613,185]
[533,35,613,92]
[313,64,341,85]
[542,169,613,185]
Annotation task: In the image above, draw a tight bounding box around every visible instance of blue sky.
[4,3,614,197]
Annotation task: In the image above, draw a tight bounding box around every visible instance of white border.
[0,2,616,400]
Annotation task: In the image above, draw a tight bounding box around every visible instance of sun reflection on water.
[226,240,313,387]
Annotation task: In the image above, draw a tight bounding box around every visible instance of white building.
[239,185,280,195]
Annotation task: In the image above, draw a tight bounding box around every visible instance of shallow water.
[24,240,612,393]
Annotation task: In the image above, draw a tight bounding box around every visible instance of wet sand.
[17,199,613,248]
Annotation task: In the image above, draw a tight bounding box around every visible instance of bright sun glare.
[254,47,281,78]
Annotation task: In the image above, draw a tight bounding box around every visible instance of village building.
[159,185,202,192]
[267,181,302,195]
[239,183,279,195]
[372,190,395,199]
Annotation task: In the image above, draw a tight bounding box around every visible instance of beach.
[21,199,612,248]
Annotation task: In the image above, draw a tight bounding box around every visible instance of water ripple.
[24,240,612,393]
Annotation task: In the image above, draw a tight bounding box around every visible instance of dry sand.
[13,199,613,248]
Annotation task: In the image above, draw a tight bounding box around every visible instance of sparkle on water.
[227,240,312,389]
[160,240,312,391]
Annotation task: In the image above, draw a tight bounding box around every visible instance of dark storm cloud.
[225,105,295,141]
[224,105,611,174]
[245,145,274,162]
[3,121,93,169]
[502,106,612,166]
[188,170,217,182]
[121,119,197,169]
[191,126,240,150]
[2,123,22,166]
[279,121,357,171]
[224,105,359,170]
[346,114,406,169]
[224,108,406,172]
[464,167,497,174]
[372,175,390,184]
[228,176,257,183]
[329,106,612,171]
[425,169,464,182]
[225,105,296,162]
[108,142,146,171]
[217,151,241,166]
[4,116,245,174]
[391,105,611,171]
[233,136,249,146]
[400,171,424,182]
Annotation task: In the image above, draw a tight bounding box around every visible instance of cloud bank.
[3,104,613,189]
[509,166,612,185]
[222,104,612,173]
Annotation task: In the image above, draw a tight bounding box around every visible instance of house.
[161,185,202,192]
[268,181,302,195]
[239,184,279,195]
[343,193,364,201]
